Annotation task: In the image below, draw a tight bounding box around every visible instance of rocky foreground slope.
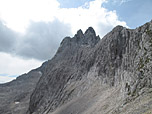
[1,20,152,114]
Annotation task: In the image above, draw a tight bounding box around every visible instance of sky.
[0,0,151,83]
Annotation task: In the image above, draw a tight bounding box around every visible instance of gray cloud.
[0,19,72,60]
[0,21,17,53]
[17,20,72,60]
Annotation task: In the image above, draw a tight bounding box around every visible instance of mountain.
[27,20,152,114]
[0,67,44,114]
[1,20,152,114]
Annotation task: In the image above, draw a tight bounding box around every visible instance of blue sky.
[57,0,94,8]
[0,0,151,83]
[58,0,152,28]
[103,0,152,28]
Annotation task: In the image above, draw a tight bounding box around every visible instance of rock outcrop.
[27,20,152,114]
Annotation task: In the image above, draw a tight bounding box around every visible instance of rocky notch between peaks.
[1,20,152,114]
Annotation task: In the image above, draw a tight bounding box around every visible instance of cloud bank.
[16,20,72,60]
[0,0,127,61]
[0,0,128,83]
[0,20,72,60]
[56,0,127,37]
[0,21,17,53]
[0,52,42,79]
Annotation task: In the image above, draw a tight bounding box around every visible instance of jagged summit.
[76,27,96,37]
[84,27,96,35]
[61,27,100,47]
[76,29,83,38]
[55,27,100,61]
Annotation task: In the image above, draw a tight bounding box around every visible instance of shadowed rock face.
[27,20,152,114]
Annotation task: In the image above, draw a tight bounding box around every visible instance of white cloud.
[0,52,42,76]
[0,0,127,37]
[55,0,127,37]
[0,19,72,60]
[0,0,60,33]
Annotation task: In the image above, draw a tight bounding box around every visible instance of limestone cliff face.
[27,20,152,114]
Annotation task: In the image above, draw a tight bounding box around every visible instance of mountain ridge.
[28,20,152,114]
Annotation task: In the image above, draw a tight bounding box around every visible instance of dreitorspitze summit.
[0,20,152,114]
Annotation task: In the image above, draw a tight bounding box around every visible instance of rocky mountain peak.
[56,27,100,56]
[55,27,100,58]
[76,29,84,38]
[83,27,99,47]
[112,25,124,32]
[84,27,96,35]
[74,27,100,46]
